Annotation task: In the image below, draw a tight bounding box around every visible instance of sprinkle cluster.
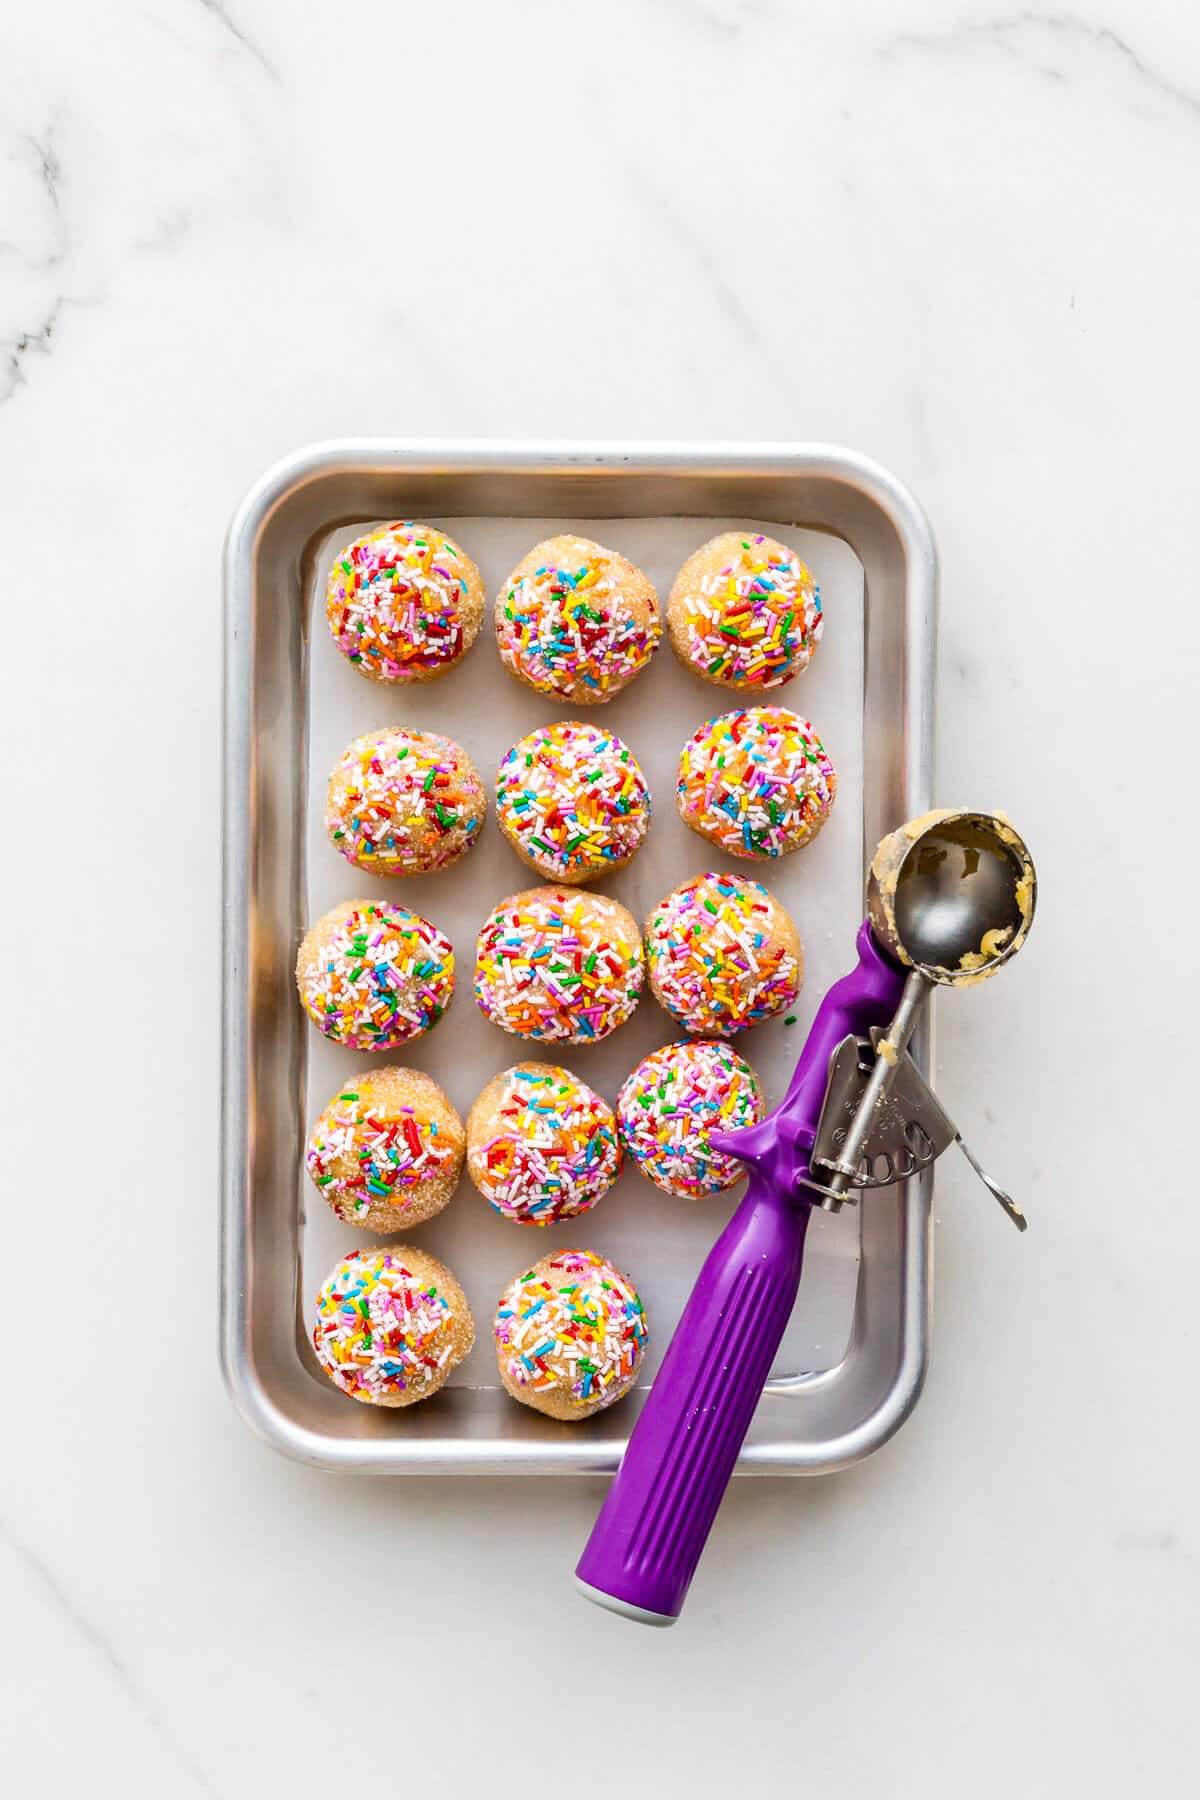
[495,722,650,882]
[326,728,484,876]
[307,1083,458,1223]
[298,902,455,1049]
[313,1249,463,1404]
[673,534,822,688]
[494,1250,647,1412]
[326,523,474,680]
[677,707,837,860]
[646,873,801,1035]
[496,542,660,700]
[617,1040,764,1198]
[475,889,644,1044]
[470,1066,621,1225]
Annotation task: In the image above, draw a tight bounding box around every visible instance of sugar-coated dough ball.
[493,1249,647,1420]
[466,1063,621,1225]
[645,872,802,1034]
[296,899,455,1050]
[617,1040,764,1198]
[495,721,650,885]
[495,535,660,703]
[475,886,644,1045]
[676,706,837,860]
[326,522,484,683]
[306,1067,465,1230]
[326,726,486,876]
[667,531,822,690]
[313,1244,474,1407]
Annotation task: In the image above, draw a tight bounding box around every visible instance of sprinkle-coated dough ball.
[667,531,822,690]
[676,706,837,861]
[326,726,486,877]
[475,886,644,1045]
[296,899,455,1050]
[617,1040,764,1199]
[494,535,661,703]
[466,1063,621,1225]
[495,721,650,884]
[306,1067,465,1230]
[493,1249,647,1420]
[313,1245,474,1407]
[325,522,484,683]
[645,872,802,1035]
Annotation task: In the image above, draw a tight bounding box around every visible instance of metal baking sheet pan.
[221,442,936,1473]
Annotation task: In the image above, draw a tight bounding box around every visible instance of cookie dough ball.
[667,532,822,690]
[467,1063,621,1225]
[296,899,455,1050]
[475,886,644,1045]
[645,872,802,1034]
[313,1245,474,1407]
[676,706,837,861]
[495,721,651,885]
[493,1249,647,1419]
[495,535,660,703]
[617,1040,764,1198]
[326,727,486,877]
[306,1067,465,1230]
[325,522,484,683]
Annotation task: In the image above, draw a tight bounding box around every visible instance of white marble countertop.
[3,2,1195,1794]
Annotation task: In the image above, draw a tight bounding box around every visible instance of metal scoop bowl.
[868,808,1037,985]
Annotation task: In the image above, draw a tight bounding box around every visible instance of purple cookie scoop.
[576,922,906,1625]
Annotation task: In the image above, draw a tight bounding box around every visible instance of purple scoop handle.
[575,923,906,1624]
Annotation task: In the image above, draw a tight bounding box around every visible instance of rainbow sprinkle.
[469,1065,621,1225]
[307,1076,461,1223]
[495,537,661,701]
[313,1248,470,1405]
[297,901,455,1050]
[646,872,802,1035]
[676,706,837,860]
[493,1249,647,1413]
[326,727,485,876]
[617,1040,764,1198]
[326,522,477,681]
[495,721,650,883]
[671,533,822,688]
[474,887,644,1045]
